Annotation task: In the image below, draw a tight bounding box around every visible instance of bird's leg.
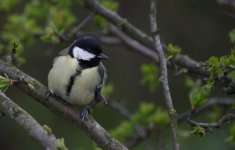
[80,106,92,123]
[80,94,107,123]
[90,96,101,109]
[46,90,54,98]
[80,97,100,123]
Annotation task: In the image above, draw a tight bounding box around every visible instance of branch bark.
[149,1,179,150]
[85,0,153,47]
[124,97,235,148]
[177,97,235,123]
[187,113,235,129]
[0,92,64,150]
[0,60,128,150]
[84,0,209,78]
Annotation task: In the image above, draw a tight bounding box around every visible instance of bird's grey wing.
[96,63,107,104]
[97,63,107,89]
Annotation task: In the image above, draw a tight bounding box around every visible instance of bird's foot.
[80,106,91,123]
[46,90,51,98]
[46,90,55,98]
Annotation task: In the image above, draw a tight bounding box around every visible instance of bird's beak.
[98,53,109,60]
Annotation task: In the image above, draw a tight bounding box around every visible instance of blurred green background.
[1,0,235,149]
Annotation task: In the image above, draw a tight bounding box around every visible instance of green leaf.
[99,0,119,11]
[166,43,182,59]
[139,102,155,116]
[56,138,67,150]
[206,49,235,83]
[11,39,20,49]
[149,107,169,127]
[140,64,159,92]
[206,56,224,81]
[184,77,196,88]
[93,15,108,29]
[190,126,205,137]
[111,103,168,142]
[43,124,52,134]
[101,83,114,97]
[189,83,212,109]
[229,29,235,45]
[226,123,235,143]
[0,75,11,92]
[0,0,20,12]
[49,8,76,33]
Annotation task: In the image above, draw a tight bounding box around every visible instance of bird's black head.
[68,36,108,68]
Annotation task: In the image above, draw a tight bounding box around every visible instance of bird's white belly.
[69,67,100,105]
[48,56,100,105]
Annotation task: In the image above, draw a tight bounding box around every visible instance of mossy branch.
[0,60,128,150]
[0,92,65,150]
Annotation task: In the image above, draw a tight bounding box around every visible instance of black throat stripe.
[66,70,81,96]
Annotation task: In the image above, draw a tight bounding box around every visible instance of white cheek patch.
[73,46,96,60]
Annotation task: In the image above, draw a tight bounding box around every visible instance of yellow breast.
[48,56,100,105]
[69,67,100,105]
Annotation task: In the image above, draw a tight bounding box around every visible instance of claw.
[80,107,90,123]
[47,91,51,98]
[46,90,54,98]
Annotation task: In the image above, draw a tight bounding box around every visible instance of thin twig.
[109,24,159,61]
[108,100,154,150]
[108,100,132,119]
[187,113,235,129]
[85,0,153,47]
[75,12,96,33]
[51,26,71,42]
[125,97,235,148]
[0,92,65,150]
[85,0,209,74]
[177,97,235,123]
[0,59,128,150]
[149,1,179,150]
[76,31,121,45]
[125,126,154,148]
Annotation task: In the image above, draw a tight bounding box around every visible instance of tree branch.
[149,1,179,150]
[86,0,235,94]
[108,100,132,119]
[70,12,96,37]
[85,0,153,47]
[0,92,65,150]
[177,97,235,123]
[0,60,128,150]
[124,97,235,148]
[108,24,159,61]
[84,0,217,81]
[187,113,235,129]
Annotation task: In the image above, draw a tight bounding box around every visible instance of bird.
[48,36,108,122]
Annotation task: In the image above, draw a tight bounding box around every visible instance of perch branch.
[149,1,179,150]
[0,60,128,150]
[0,92,64,150]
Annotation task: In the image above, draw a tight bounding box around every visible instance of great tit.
[48,36,108,121]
